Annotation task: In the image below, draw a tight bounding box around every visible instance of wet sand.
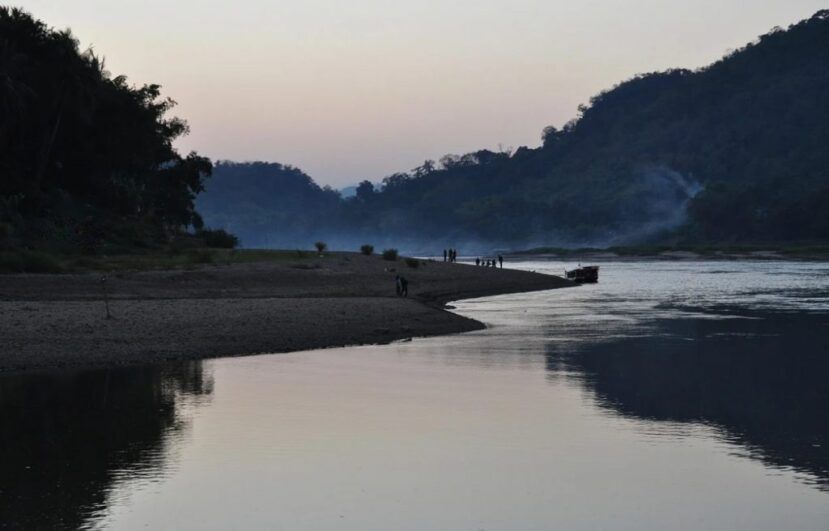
[0,253,569,372]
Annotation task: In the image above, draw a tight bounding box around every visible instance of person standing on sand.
[443,249,447,262]
[400,276,409,297]
[498,255,503,268]
[395,274,402,296]
[475,257,480,266]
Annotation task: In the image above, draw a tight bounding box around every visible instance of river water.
[1,260,828,530]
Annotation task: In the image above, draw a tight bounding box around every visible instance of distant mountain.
[339,186,358,199]
[196,162,341,248]
[200,10,829,251]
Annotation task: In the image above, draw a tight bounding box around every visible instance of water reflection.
[458,260,829,491]
[0,362,212,528]
[544,309,829,490]
[1,260,827,529]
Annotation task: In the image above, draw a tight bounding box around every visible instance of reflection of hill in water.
[0,362,213,528]
[547,311,829,490]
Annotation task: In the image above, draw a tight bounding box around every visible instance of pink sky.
[21,0,827,186]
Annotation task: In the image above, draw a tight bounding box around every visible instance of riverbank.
[0,252,569,373]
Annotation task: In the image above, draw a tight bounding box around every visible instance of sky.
[20,0,828,187]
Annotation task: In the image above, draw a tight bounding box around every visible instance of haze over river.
[2,260,828,529]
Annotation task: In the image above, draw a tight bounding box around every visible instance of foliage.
[195,161,340,248]
[198,11,829,248]
[0,250,63,273]
[314,241,327,253]
[0,8,215,252]
[360,244,374,255]
[198,228,238,249]
[382,248,398,261]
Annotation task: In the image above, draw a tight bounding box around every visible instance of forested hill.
[0,8,211,256]
[196,162,340,248]
[200,10,829,251]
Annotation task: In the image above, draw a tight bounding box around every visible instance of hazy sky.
[21,1,827,186]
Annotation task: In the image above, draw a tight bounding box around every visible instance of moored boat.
[565,265,599,283]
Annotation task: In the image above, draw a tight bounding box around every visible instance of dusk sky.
[21,0,827,186]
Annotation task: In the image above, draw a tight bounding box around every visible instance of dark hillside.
[0,8,211,256]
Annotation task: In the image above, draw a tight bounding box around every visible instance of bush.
[405,258,420,268]
[198,228,239,249]
[360,244,374,255]
[0,222,12,241]
[0,250,64,273]
[382,248,398,261]
[187,249,214,264]
[314,241,327,253]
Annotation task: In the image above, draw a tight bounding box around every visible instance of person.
[498,255,503,268]
[443,249,447,262]
[475,257,480,266]
[395,274,402,296]
[400,276,409,297]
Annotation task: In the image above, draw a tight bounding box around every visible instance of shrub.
[188,249,214,264]
[0,250,63,273]
[0,222,12,243]
[314,241,327,253]
[382,248,398,261]
[198,228,239,249]
[360,244,374,255]
[405,258,420,268]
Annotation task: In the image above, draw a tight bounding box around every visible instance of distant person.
[395,274,402,296]
[443,249,447,262]
[498,255,503,268]
[475,257,480,266]
[400,276,409,297]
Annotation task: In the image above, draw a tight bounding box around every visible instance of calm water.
[2,260,828,530]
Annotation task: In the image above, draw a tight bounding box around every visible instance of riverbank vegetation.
[0,8,219,259]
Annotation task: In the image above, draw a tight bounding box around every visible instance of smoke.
[208,165,704,255]
[591,166,703,247]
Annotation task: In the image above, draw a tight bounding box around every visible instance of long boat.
[565,265,599,283]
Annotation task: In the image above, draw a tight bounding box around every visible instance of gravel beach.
[0,253,570,372]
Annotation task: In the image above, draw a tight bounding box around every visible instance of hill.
[0,8,212,258]
[200,10,829,251]
[195,162,340,248]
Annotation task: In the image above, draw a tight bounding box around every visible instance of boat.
[565,265,599,283]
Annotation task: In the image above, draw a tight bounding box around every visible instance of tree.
[355,180,376,201]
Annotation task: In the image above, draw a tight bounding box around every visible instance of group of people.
[442,248,505,268]
[443,248,459,262]
[475,255,504,268]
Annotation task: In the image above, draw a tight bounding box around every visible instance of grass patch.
[0,250,64,273]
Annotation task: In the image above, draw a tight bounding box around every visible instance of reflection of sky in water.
[454,260,829,349]
[3,260,827,530]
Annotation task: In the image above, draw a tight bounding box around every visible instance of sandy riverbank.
[0,253,570,372]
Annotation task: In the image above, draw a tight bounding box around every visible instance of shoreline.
[0,253,570,374]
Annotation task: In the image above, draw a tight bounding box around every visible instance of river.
[1,260,828,529]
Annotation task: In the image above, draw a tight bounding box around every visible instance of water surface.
[1,260,828,530]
